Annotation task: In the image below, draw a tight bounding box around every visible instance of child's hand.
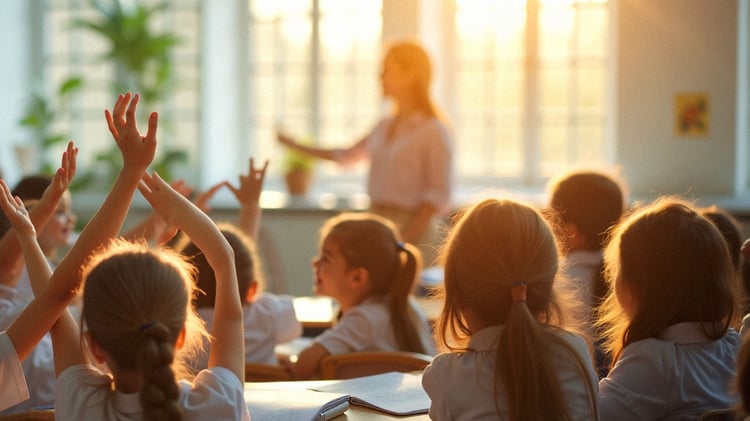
[104,93,157,173]
[0,180,35,237]
[138,172,191,228]
[48,141,78,197]
[226,158,269,208]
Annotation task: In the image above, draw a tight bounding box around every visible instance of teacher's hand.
[276,131,296,148]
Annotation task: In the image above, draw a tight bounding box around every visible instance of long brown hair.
[384,40,439,119]
[597,197,741,365]
[436,199,597,421]
[81,239,209,421]
[320,212,427,354]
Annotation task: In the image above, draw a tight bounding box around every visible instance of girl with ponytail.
[423,199,598,420]
[285,212,435,379]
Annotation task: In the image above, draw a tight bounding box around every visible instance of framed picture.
[675,93,709,137]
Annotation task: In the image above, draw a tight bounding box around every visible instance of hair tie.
[510,281,527,303]
[138,321,156,334]
[396,241,405,251]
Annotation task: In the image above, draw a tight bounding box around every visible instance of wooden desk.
[245,379,430,420]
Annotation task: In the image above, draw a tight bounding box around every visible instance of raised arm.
[139,172,244,381]
[277,131,368,165]
[225,158,268,239]
[50,93,158,373]
[0,180,60,361]
[0,142,77,287]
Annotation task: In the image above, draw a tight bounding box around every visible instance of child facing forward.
[27,93,249,420]
[597,197,741,420]
[286,212,435,379]
[422,199,598,421]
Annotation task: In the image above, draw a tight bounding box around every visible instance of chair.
[319,351,433,380]
[696,408,739,421]
[0,409,55,421]
[244,363,292,382]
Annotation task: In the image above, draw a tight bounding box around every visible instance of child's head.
[176,223,260,308]
[599,197,740,360]
[13,174,77,255]
[314,212,427,353]
[437,198,597,419]
[437,199,565,347]
[81,239,208,418]
[700,206,743,271]
[547,170,625,252]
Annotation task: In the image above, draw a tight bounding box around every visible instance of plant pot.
[285,169,313,196]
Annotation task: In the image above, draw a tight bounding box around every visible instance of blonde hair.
[436,199,597,420]
[81,239,209,421]
[384,39,439,119]
[320,212,427,354]
[597,196,741,365]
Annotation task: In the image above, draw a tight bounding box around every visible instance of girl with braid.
[285,212,435,379]
[22,93,249,420]
[422,199,598,420]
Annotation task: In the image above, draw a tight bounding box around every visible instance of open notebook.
[244,371,430,420]
[245,388,349,421]
[312,371,430,416]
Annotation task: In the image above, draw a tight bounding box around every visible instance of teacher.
[277,39,453,265]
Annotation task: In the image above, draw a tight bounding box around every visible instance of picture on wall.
[675,93,709,137]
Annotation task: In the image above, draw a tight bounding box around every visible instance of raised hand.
[47,141,78,199]
[104,93,157,173]
[138,172,193,227]
[0,180,34,237]
[226,158,269,208]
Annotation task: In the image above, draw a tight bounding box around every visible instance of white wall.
[616,0,739,196]
[0,1,34,186]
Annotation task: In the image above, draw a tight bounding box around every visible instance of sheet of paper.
[245,388,350,421]
[311,372,430,415]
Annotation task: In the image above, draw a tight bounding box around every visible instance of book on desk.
[244,371,430,420]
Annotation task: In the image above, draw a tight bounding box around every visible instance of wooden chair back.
[244,363,292,382]
[319,351,433,380]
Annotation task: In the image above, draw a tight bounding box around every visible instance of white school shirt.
[196,293,302,367]
[598,322,740,421]
[560,250,603,335]
[422,325,598,421]
[0,273,56,414]
[56,364,251,421]
[0,332,29,412]
[314,295,436,356]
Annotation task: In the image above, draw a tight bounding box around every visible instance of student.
[176,158,302,368]
[0,143,77,411]
[422,199,598,420]
[27,93,248,420]
[285,212,435,379]
[547,170,626,377]
[737,333,750,417]
[597,197,741,420]
[0,142,77,414]
[277,39,453,265]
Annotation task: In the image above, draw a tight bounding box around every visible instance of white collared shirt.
[599,322,740,421]
[0,332,29,411]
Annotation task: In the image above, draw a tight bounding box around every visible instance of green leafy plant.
[18,76,83,174]
[284,148,316,173]
[72,0,186,186]
[73,0,179,104]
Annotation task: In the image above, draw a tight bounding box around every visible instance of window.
[246,0,383,192]
[33,0,610,197]
[451,0,610,186]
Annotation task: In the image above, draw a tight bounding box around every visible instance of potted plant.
[284,148,316,196]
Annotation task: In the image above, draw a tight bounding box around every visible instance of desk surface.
[245,379,430,420]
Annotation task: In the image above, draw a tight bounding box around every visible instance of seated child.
[598,197,741,420]
[30,93,249,419]
[547,170,626,378]
[285,212,435,379]
[422,198,598,420]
